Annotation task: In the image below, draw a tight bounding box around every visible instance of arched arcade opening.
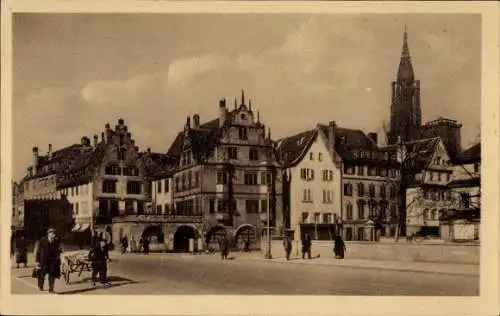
[205,225,227,251]
[173,225,198,252]
[142,225,165,244]
[234,225,258,251]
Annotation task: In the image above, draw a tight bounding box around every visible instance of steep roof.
[401,137,441,173]
[274,129,317,167]
[140,151,178,179]
[453,143,480,165]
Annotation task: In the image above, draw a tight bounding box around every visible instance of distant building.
[20,119,152,245]
[443,143,481,241]
[333,127,400,241]
[166,91,283,251]
[388,29,422,145]
[11,182,24,233]
[275,122,342,244]
[421,117,463,160]
[396,137,454,237]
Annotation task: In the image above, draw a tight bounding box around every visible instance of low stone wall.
[268,240,479,265]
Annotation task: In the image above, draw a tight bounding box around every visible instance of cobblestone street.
[11,251,479,296]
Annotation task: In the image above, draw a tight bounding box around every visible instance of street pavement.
[10,251,479,296]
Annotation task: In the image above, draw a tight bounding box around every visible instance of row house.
[20,119,151,245]
[166,92,283,251]
[443,142,481,241]
[384,137,454,237]
[331,128,400,241]
[275,122,342,243]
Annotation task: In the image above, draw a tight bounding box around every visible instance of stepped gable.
[274,129,317,168]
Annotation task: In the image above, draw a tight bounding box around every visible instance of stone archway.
[205,225,226,250]
[234,224,258,251]
[142,225,165,244]
[173,225,198,252]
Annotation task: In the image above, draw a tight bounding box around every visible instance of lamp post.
[264,190,273,259]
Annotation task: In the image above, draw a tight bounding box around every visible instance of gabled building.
[275,122,342,244]
[443,142,481,241]
[20,119,152,245]
[166,91,283,251]
[330,126,400,241]
[395,137,454,237]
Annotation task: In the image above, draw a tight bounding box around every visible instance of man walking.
[35,228,62,293]
[89,238,110,287]
[283,235,292,260]
[301,233,312,260]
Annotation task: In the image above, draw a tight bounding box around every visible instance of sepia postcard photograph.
[1,1,499,316]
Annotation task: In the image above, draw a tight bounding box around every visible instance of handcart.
[60,250,92,284]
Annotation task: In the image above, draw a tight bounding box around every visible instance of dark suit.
[35,237,61,291]
[89,244,109,284]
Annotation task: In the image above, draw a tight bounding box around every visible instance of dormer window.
[240,113,246,120]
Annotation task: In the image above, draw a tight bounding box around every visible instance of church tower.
[388,28,422,145]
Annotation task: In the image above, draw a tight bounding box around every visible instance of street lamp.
[264,190,272,259]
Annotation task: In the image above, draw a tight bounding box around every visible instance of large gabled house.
[20,119,152,246]
[165,92,283,251]
[383,137,454,238]
[275,122,342,244]
[327,126,400,241]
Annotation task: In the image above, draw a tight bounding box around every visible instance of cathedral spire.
[241,90,246,105]
[397,27,414,82]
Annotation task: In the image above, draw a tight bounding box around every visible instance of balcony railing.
[112,214,203,224]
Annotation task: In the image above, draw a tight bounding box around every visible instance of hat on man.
[47,228,56,234]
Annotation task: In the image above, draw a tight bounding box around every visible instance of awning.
[79,223,90,232]
[71,224,81,232]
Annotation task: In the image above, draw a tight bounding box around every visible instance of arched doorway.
[234,224,257,251]
[205,225,226,250]
[142,225,165,244]
[173,225,197,252]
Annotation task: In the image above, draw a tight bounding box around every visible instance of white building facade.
[277,123,342,244]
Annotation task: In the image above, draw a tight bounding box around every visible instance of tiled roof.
[448,178,480,188]
[167,110,252,162]
[401,137,440,173]
[274,129,317,167]
[453,143,480,165]
[140,151,178,179]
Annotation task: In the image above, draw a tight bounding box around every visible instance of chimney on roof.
[93,134,99,148]
[368,132,378,145]
[193,114,200,129]
[81,136,90,147]
[105,123,111,141]
[32,147,39,175]
[147,147,151,153]
[328,121,337,155]
[47,144,53,159]
[219,98,227,127]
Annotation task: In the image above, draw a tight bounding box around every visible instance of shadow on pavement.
[58,276,141,295]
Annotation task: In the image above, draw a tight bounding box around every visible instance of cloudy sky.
[13,13,480,180]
